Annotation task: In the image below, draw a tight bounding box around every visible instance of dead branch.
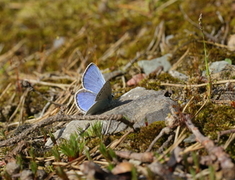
[0,114,126,147]
[184,114,235,180]
[115,151,154,163]
[146,127,172,152]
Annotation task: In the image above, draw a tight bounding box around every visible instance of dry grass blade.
[170,48,189,71]
[0,40,26,64]
[23,79,70,90]
[183,142,203,153]
[0,83,12,100]
[160,79,235,88]
[157,128,186,162]
[223,133,235,150]
[99,32,130,61]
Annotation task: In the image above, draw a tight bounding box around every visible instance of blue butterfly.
[75,63,112,115]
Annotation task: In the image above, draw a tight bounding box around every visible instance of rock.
[20,170,33,180]
[203,61,235,79]
[103,87,177,131]
[137,54,172,75]
[5,161,20,175]
[211,64,235,79]
[209,61,229,74]
[169,70,189,81]
[45,87,177,147]
[36,169,47,179]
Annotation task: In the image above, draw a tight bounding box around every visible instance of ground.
[1,0,235,179]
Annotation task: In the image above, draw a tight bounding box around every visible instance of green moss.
[194,103,235,139]
[125,121,166,152]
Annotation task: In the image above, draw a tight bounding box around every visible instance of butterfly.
[74,63,112,115]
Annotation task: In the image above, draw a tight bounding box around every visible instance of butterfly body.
[75,63,112,115]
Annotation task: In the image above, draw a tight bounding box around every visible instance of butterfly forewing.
[82,63,106,94]
[75,63,112,115]
[75,89,96,112]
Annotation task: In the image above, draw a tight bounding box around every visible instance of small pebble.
[20,170,33,180]
[5,161,20,175]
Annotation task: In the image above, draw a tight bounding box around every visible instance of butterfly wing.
[75,89,96,113]
[75,63,112,115]
[86,81,112,115]
[86,98,112,115]
[82,63,106,94]
[95,81,112,101]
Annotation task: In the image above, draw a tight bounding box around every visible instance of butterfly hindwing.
[75,89,96,113]
[86,97,111,115]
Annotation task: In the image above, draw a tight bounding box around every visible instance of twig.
[170,48,189,71]
[157,134,174,154]
[0,40,26,64]
[146,127,172,152]
[217,129,235,142]
[99,32,130,61]
[0,114,127,147]
[122,52,144,72]
[115,151,154,163]
[224,133,235,150]
[8,89,29,122]
[160,79,235,88]
[104,51,144,81]
[156,0,179,12]
[0,83,12,100]
[184,114,235,179]
[146,21,165,54]
[22,79,70,90]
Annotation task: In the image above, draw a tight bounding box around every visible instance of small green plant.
[59,132,86,161]
[189,167,196,179]
[55,121,104,162]
[198,13,212,99]
[56,166,69,180]
[51,146,61,162]
[99,142,117,164]
[192,152,200,172]
[48,131,57,146]
[131,166,138,180]
[209,165,216,180]
[16,154,24,170]
[87,121,103,139]
[29,147,38,176]
[224,58,232,65]
[0,129,7,140]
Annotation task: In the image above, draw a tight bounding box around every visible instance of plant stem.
[199,13,211,99]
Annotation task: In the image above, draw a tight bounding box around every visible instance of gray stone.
[20,170,33,180]
[138,54,172,75]
[45,87,177,147]
[103,87,176,131]
[202,60,229,76]
[202,61,235,79]
[169,70,189,81]
[5,161,20,175]
[36,169,47,179]
[209,61,229,74]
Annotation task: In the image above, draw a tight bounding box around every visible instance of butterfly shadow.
[106,99,133,112]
